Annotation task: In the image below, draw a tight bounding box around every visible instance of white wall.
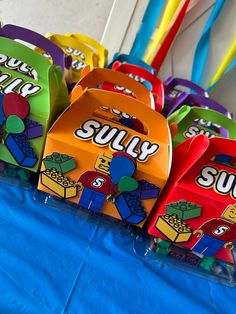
[1,0,234,114]
[163,1,236,115]
[0,0,113,40]
[102,0,236,115]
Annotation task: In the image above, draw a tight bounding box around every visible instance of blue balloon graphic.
[109,155,136,184]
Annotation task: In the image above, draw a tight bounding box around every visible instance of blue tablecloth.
[0,182,234,314]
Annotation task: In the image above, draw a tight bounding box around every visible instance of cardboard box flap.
[166,135,210,188]
[167,93,231,117]
[112,62,164,112]
[66,33,108,67]
[48,34,95,67]
[0,24,69,123]
[76,68,152,107]
[47,89,170,178]
[174,136,236,213]
[169,105,236,147]
[108,53,154,73]
[0,37,55,120]
[0,24,65,75]
[0,37,52,86]
[170,106,236,137]
[49,89,169,141]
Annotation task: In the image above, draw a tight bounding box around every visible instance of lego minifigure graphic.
[192,205,236,257]
[77,153,115,212]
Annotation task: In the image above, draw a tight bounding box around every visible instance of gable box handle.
[171,105,236,139]
[77,68,152,108]
[71,89,169,142]
[0,24,65,73]
[167,93,231,117]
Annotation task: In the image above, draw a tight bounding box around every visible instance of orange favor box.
[71,67,153,106]
[70,67,156,133]
[37,89,171,227]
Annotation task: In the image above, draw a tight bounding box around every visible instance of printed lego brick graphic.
[41,168,77,199]
[23,118,43,139]
[5,134,38,168]
[166,200,202,220]
[129,179,160,200]
[115,192,146,225]
[155,214,192,243]
[43,152,76,174]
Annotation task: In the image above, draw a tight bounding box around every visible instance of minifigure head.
[94,153,112,175]
[222,205,236,224]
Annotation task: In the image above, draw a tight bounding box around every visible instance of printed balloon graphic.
[109,152,136,184]
[118,176,138,193]
[6,115,25,134]
[3,92,30,119]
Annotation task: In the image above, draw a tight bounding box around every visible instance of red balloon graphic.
[3,92,30,119]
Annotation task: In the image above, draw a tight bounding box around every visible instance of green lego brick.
[166,200,202,220]
[18,168,30,181]
[199,256,215,271]
[43,152,76,174]
[155,238,171,256]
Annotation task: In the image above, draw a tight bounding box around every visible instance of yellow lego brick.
[155,214,192,243]
[156,217,178,241]
[176,232,192,242]
[41,168,77,199]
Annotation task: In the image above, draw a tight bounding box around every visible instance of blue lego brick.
[115,192,146,224]
[0,93,5,124]
[23,118,43,139]
[129,180,160,200]
[5,134,38,168]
